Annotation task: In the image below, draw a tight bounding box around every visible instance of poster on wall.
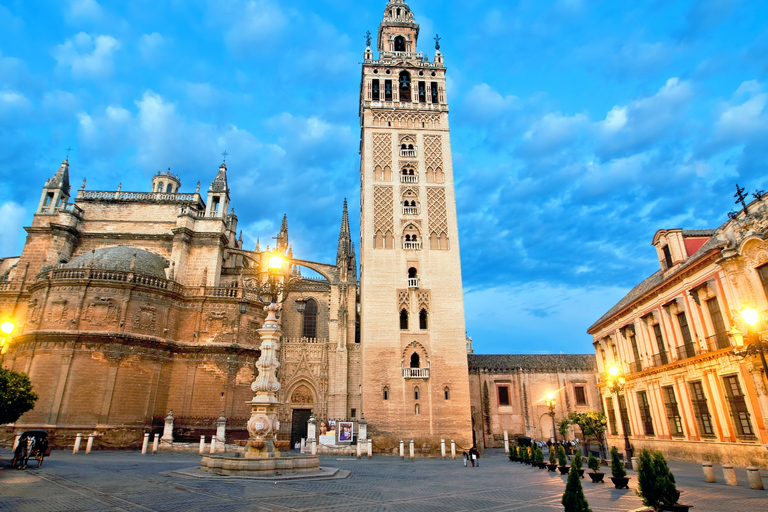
[338,422,353,443]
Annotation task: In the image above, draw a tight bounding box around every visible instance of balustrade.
[407,278,420,289]
[400,175,418,183]
[402,241,422,250]
[402,206,420,215]
[402,367,430,379]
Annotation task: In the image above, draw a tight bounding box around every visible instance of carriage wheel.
[37,453,44,468]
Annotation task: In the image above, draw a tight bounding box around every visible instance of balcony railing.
[400,175,418,183]
[402,367,430,379]
[704,331,731,352]
[649,351,670,368]
[400,149,417,158]
[629,360,643,374]
[402,241,422,250]
[676,343,700,361]
[403,206,420,215]
[407,278,420,289]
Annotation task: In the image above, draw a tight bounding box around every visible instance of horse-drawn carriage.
[11,430,50,469]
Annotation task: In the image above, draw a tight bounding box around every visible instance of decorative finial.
[365,30,372,47]
[66,145,73,158]
[734,183,749,216]
[80,178,86,190]
[434,34,441,51]
[195,181,200,193]
[221,150,229,162]
[753,190,765,201]
[117,183,122,193]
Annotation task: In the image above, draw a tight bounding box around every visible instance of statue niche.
[290,385,314,405]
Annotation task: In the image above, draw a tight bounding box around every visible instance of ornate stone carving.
[133,305,157,332]
[290,385,314,404]
[84,297,121,326]
[417,291,430,312]
[26,299,40,324]
[373,186,394,247]
[427,187,448,249]
[206,311,231,333]
[373,133,392,173]
[48,297,68,324]
[398,290,410,311]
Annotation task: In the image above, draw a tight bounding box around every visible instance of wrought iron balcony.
[402,241,422,250]
[649,351,670,368]
[402,366,429,379]
[676,343,700,361]
[704,332,731,352]
[407,278,420,289]
[629,360,644,374]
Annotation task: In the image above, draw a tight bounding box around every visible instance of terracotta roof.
[467,354,596,373]
[587,234,723,334]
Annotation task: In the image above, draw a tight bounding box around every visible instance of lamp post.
[0,320,15,363]
[545,392,557,444]
[605,364,632,466]
[738,308,768,386]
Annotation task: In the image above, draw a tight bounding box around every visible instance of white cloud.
[139,33,165,61]
[42,90,81,115]
[713,80,767,142]
[53,32,120,77]
[68,0,104,22]
[0,90,31,112]
[464,83,522,121]
[521,111,589,155]
[219,0,288,52]
[0,202,26,256]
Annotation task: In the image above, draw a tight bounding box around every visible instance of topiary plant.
[588,453,600,473]
[558,445,568,467]
[573,452,583,470]
[611,446,626,479]
[637,449,680,511]
[537,446,545,465]
[562,462,593,512]
[509,445,517,460]
[549,445,557,464]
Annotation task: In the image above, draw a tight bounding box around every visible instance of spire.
[256,238,260,252]
[209,161,229,194]
[277,214,289,252]
[46,158,71,195]
[337,199,352,266]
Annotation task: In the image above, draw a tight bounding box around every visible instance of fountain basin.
[200,454,320,477]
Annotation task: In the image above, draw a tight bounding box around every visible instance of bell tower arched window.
[399,71,412,102]
[394,35,406,52]
[400,309,409,330]
[302,299,318,339]
[419,309,428,330]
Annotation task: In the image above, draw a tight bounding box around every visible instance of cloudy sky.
[1,0,767,355]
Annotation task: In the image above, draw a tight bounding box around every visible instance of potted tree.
[521,446,530,464]
[562,459,593,512]
[610,446,630,489]
[557,445,570,475]
[547,445,558,472]
[572,452,585,478]
[637,449,690,512]
[587,453,605,483]
[509,445,517,461]
[536,446,547,469]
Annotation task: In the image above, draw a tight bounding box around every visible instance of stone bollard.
[367,439,372,458]
[311,438,317,456]
[631,457,639,472]
[215,413,227,450]
[152,434,160,454]
[209,437,217,454]
[400,439,404,460]
[441,439,446,459]
[13,433,21,452]
[73,433,82,454]
[723,464,737,486]
[356,441,362,459]
[504,430,509,455]
[702,462,716,483]
[746,467,764,490]
[141,433,150,455]
[85,433,95,455]
[199,436,205,455]
[451,439,456,459]
[161,410,174,443]
[409,439,415,460]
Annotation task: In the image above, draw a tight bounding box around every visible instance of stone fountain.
[199,301,321,477]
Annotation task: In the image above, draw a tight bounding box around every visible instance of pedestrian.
[470,446,477,467]
[463,451,468,467]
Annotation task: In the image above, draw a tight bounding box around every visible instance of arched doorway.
[289,384,315,449]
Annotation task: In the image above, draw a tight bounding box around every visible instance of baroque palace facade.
[589,195,768,468]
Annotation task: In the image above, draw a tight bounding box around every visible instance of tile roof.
[682,229,717,237]
[467,354,596,373]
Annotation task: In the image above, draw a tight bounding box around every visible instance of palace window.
[677,312,696,359]
[419,309,428,330]
[688,381,715,437]
[574,386,587,406]
[606,397,618,435]
[372,79,380,101]
[618,395,631,436]
[662,386,684,437]
[497,385,510,407]
[400,309,409,330]
[723,375,755,437]
[637,391,654,436]
[653,323,669,365]
[627,326,642,371]
[302,299,318,339]
[757,263,768,301]
[662,245,674,270]
[706,297,729,349]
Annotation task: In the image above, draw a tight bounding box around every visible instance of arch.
[444,387,450,400]
[156,182,163,192]
[408,267,417,278]
[410,352,420,368]
[394,35,406,52]
[285,379,319,407]
[166,183,173,193]
[415,403,420,415]
[385,230,394,249]
[383,386,389,400]
[399,71,412,102]
[290,384,314,405]
[400,309,409,330]
[302,298,318,339]
[413,385,420,400]
[419,309,428,330]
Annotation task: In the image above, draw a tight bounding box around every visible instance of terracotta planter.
[547,463,558,472]
[610,476,630,489]
[588,472,605,483]
[661,504,692,512]
[558,466,570,475]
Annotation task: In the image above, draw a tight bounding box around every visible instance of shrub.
[0,368,38,424]
[536,446,545,464]
[637,449,680,510]
[522,446,530,461]
[573,452,583,470]
[549,446,557,464]
[562,462,593,512]
[510,445,517,459]
[558,445,568,467]
[610,446,626,479]
[587,453,600,473]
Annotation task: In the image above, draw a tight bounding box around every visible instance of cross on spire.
[434,34,441,50]
[734,183,749,215]
[365,30,372,47]
[66,146,73,158]
[221,150,229,162]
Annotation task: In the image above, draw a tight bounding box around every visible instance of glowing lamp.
[268,254,284,272]
[741,308,759,328]
[0,321,14,335]
[608,365,620,377]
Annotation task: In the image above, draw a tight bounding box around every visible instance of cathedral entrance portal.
[291,409,312,449]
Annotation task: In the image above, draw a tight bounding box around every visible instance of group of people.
[463,446,480,467]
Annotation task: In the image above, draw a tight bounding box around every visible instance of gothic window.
[394,35,406,52]
[419,81,426,103]
[400,309,409,330]
[302,299,318,339]
[383,386,389,400]
[419,309,428,330]
[372,79,380,101]
[385,80,393,101]
[399,71,412,102]
[430,82,439,103]
[410,352,420,368]
[414,386,420,400]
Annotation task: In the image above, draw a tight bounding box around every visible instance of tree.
[558,417,571,439]
[562,459,593,512]
[637,449,680,511]
[567,411,608,458]
[0,368,38,425]
[610,446,626,479]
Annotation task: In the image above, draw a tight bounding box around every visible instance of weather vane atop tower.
[734,183,749,216]
[365,31,372,47]
[434,34,441,51]
[66,145,73,158]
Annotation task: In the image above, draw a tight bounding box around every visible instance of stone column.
[161,410,174,443]
[702,462,716,483]
[246,302,284,459]
[152,434,160,454]
[216,412,227,448]
[723,464,737,486]
[746,467,764,490]
[141,433,149,455]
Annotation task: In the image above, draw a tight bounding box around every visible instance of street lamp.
[739,308,768,386]
[545,392,558,443]
[605,363,632,467]
[0,320,15,358]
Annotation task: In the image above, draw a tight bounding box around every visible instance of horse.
[12,436,35,470]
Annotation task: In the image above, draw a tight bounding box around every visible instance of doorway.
[291,409,312,449]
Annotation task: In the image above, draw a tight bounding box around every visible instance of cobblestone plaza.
[1,449,766,511]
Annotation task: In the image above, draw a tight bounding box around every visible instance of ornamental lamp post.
[739,307,768,386]
[0,320,15,359]
[545,392,557,443]
[605,364,633,467]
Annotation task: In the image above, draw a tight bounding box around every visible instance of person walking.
[463,451,468,467]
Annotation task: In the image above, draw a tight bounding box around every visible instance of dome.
[64,246,169,278]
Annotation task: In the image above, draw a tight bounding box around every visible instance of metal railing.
[402,367,430,379]
[407,278,420,289]
[704,332,731,352]
[676,343,700,361]
[400,175,418,183]
[629,360,643,374]
[402,241,422,250]
[649,351,670,368]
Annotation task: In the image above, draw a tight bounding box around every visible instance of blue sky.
[1,0,767,355]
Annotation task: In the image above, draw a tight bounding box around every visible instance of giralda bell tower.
[359,0,472,450]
